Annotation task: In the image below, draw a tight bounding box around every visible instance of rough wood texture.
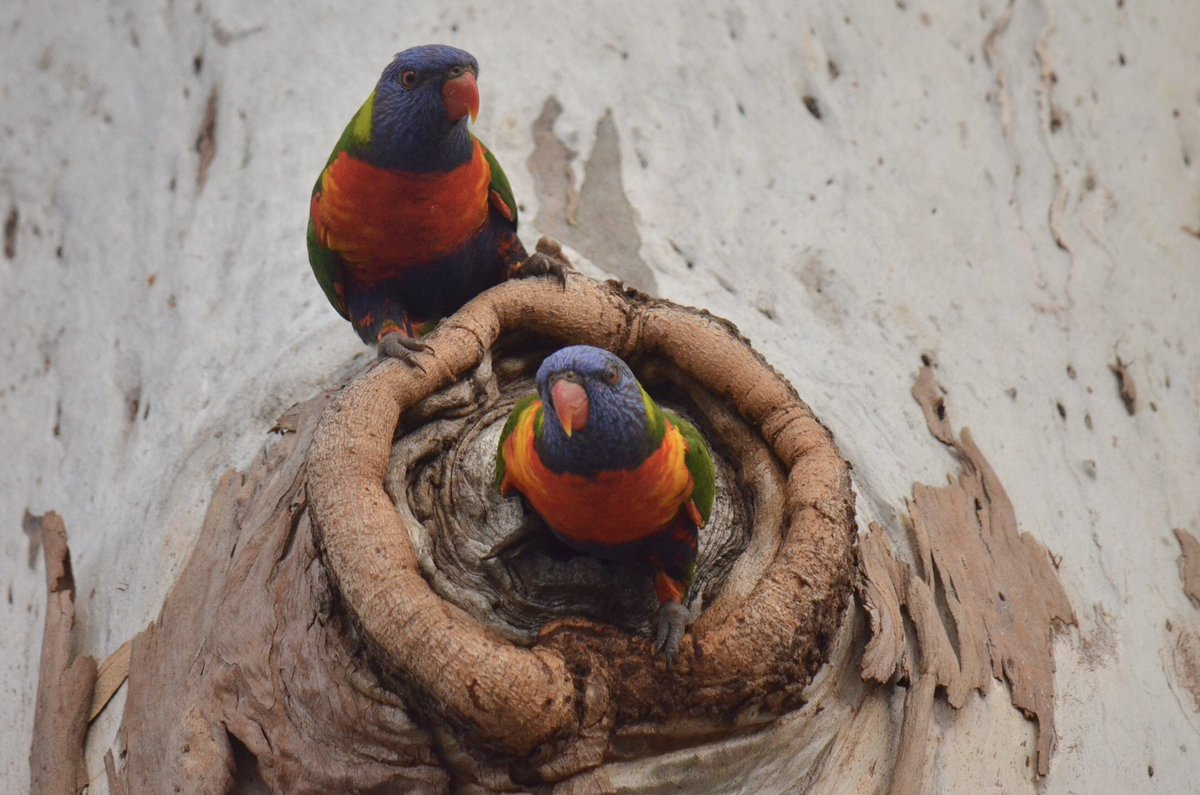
[112,391,447,794]
[890,673,938,795]
[102,344,1082,793]
[387,359,754,642]
[860,366,1076,783]
[98,348,1081,794]
[89,638,131,722]
[104,257,855,793]
[306,246,857,786]
[29,512,97,795]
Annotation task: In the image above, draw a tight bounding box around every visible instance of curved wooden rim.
[306,270,855,758]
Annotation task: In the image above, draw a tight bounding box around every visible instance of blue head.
[534,346,659,477]
[369,45,480,172]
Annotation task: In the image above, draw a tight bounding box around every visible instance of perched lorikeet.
[495,345,716,665]
[308,45,555,363]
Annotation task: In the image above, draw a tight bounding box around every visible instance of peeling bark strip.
[29,512,98,795]
[890,673,938,795]
[860,366,1075,778]
[1175,528,1200,607]
[114,390,447,794]
[307,240,856,785]
[89,637,132,721]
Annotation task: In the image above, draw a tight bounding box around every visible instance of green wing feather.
[324,91,376,166]
[494,394,539,489]
[307,222,347,318]
[307,92,377,318]
[664,410,716,525]
[477,136,519,226]
[641,388,715,525]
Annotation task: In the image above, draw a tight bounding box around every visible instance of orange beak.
[443,71,479,123]
[551,379,589,437]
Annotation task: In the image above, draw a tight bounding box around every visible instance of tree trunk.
[4,2,1198,793]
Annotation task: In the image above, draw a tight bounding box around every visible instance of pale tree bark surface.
[2,1,1198,793]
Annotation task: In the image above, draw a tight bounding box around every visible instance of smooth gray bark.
[3,1,1198,792]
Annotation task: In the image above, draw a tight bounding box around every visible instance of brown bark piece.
[890,673,938,795]
[89,637,132,721]
[860,525,958,691]
[911,366,955,446]
[113,391,447,794]
[859,527,911,683]
[1174,528,1200,607]
[29,511,99,795]
[859,366,1075,779]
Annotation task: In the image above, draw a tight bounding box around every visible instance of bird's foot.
[483,513,545,562]
[510,237,571,288]
[377,333,433,372]
[652,601,690,670]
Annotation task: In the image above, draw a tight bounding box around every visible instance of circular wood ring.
[307,268,856,760]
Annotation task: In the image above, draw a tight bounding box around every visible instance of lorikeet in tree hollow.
[307,45,562,364]
[495,345,716,666]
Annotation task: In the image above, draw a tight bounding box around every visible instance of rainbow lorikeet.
[307,45,558,363]
[495,345,716,665]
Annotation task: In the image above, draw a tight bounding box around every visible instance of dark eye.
[603,363,621,385]
[399,70,418,89]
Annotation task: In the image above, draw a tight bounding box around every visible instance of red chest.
[501,406,696,546]
[311,141,491,279]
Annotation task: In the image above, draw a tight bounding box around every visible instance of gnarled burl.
[108,243,856,793]
[307,247,857,775]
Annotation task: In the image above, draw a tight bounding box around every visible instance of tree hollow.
[306,248,857,775]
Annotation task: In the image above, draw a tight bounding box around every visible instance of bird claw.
[510,237,571,289]
[377,334,432,372]
[652,602,690,670]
